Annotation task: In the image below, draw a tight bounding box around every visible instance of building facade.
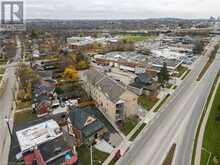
[82,69,138,123]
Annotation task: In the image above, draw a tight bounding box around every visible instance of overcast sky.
[23,0,220,19]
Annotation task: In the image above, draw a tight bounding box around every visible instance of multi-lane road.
[117,35,220,165]
[0,36,21,164]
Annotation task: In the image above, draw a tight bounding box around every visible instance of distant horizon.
[24,17,215,21]
[23,0,220,20]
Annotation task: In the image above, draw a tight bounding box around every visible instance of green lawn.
[138,95,159,110]
[120,116,140,135]
[14,111,37,124]
[181,69,191,80]
[130,123,146,141]
[201,149,211,165]
[153,94,170,112]
[122,35,157,42]
[200,83,220,165]
[76,145,109,165]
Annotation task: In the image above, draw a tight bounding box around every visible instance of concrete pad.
[94,140,114,154]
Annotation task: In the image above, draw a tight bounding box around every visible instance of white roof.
[152,48,186,60]
[16,119,63,153]
[67,36,119,46]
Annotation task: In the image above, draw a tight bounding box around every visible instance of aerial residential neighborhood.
[0,1,220,165]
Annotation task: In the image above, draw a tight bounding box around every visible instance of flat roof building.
[16,119,63,153]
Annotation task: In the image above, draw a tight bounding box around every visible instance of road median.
[197,44,219,81]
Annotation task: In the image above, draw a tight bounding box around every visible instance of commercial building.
[148,56,182,71]
[16,120,63,153]
[67,36,120,50]
[94,52,149,74]
[94,51,182,73]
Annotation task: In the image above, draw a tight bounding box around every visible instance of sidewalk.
[194,78,220,165]
[102,104,159,165]
[102,139,131,165]
[102,86,175,165]
[0,36,20,164]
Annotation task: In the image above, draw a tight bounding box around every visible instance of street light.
[5,116,13,140]
[90,145,93,165]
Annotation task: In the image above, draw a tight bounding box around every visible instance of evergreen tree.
[158,62,170,87]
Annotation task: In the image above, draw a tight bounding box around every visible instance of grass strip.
[129,123,147,141]
[162,144,176,165]
[197,45,219,81]
[181,69,191,80]
[120,116,140,135]
[153,94,170,112]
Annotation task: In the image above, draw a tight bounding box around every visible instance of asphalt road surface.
[117,36,220,165]
[0,36,21,164]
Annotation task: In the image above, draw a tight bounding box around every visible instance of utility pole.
[5,116,13,140]
[90,145,93,165]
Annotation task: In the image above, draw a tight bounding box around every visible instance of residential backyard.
[14,111,37,124]
[120,116,140,135]
[200,83,220,165]
[138,95,159,110]
[76,145,109,165]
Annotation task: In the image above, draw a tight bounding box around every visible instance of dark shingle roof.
[69,107,105,138]
[38,136,70,163]
[130,82,159,91]
[135,73,153,85]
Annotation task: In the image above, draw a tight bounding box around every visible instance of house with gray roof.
[82,69,138,123]
[67,107,108,146]
[129,73,160,97]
